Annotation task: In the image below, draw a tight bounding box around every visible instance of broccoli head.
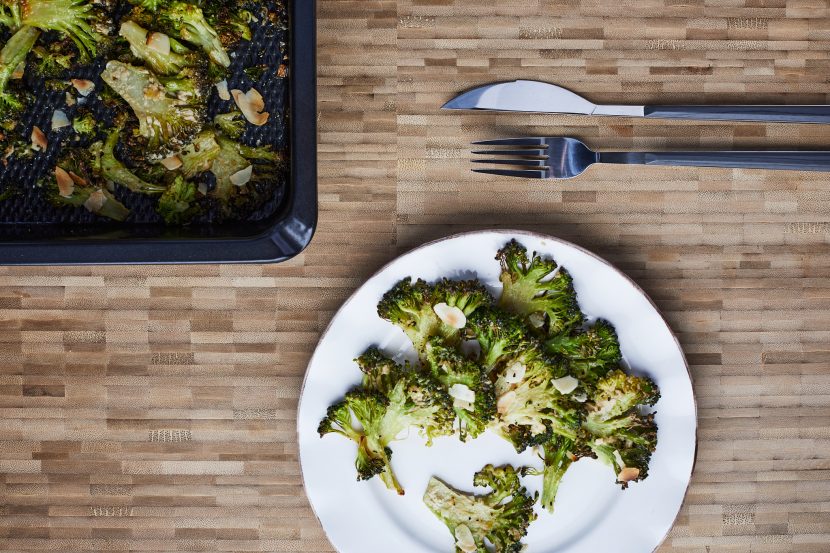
[29,43,73,78]
[16,0,104,61]
[467,307,528,372]
[209,134,283,213]
[582,369,660,488]
[158,1,230,68]
[424,338,495,441]
[377,277,491,356]
[0,26,40,123]
[72,109,98,137]
[100,129,167,195]
[423,464,537,553]
[46,147,130,221]
[496,239,584,335]
[489,342,582,452]
[213,110,246,140]
[157,175,199,225]
[101,61,204,159]
[176,129,220,178]
[544,319,622,388]
[119,20,196,76]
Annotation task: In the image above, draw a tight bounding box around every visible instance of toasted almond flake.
[497,390,517,415]
[618,467,640,483]
[229,165,253,187]
[11,61,25,80]
[52,110,70,130]
[433,302,466,329]
[503,361,526,384]
[160,155,183,171]
[231,88,270,126]
[65,92,76,106]
[613,449,626,470]
[84,190,106,213]
[572,392,587,403]
[448,383,475,403]
[197,182,208,195]
[454,525,476,553]
[216,80,231,101]
[68,171,87,186]
[71,79,95,97]
[55,167,75,197]
[31,126,47,151]
[146,32,171,55]
[528,312,546,328]
[551,375,579,395]
[454,399,474,412]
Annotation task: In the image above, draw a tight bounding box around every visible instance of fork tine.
[472,158,547,167]
[471,149,546,156]
[472,138,545,146]
[473,168,546,179]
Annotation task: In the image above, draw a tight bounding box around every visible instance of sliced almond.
[160,155,183,171]
[503,361,526,384]
[11,61,25,80]
[68,171,87,186]
[448,383,475,403]
[55,167,75,198]
[146,32,171,55]
[618,467,640,483]
[231,88,270,126]
[551,375,579,395]
[613,449,626,470]
[31,126,47,151]
[572,391,587,403]
[216,80,231,101]
[52,110,70,130]
[433,302,466,329]
[83,190,106,213]
[71,79,95,97]
[497,390,517,415]
[229,165,253,187]
[528,311,546,328]
[454,524,477,553]
[197,182,208,195]
[65,92,76,107]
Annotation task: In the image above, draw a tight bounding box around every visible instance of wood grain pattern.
[2,0,830,551]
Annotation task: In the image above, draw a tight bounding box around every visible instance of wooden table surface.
[2,1,830,552]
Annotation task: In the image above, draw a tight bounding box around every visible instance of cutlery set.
[444,80,830,179]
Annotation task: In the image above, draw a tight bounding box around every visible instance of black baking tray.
[0,0,316,265]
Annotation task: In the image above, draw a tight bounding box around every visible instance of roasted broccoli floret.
[176,129,219,178]
[497,239,584,335]
[159,2,230,68]
[101,61,203,159]
[8,0,104,61]
[544,319,622,388]
[377,277,491,356]
[157,175,198,225]
[467,307,528,372]
[423,464,537,553]
[523,435,585,514]
[213,110,246,139]
[209,134,284,212]
[424,338,495,441]
[0,26,40,122]
[319,348,455,494]
[0,2,21,30]
[202,1,252,51]
[488,341,582,452]
[99,129,166,195]
[30,43,73,78]
[72,109,98,137]
[46,147,130,221]
[582,369,660,488]
[119,20,196,76]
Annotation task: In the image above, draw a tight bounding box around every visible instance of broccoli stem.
[0,26,41,103]
[540,437,573,513]
[100,131,167,195]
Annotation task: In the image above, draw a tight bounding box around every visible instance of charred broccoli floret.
[377,277,491,356]
[99,129,166,195]
[497,239,584,335]
[582,369,660,488]
[46,147,130,221]
[119,20,195,76]
[423,464,537,553]
[467,307,528,372]
[158,1,230,68]
[30,43,73,78]
[319,348,455,494]
[213,110,246,139]
[424,338,495,441]
[0,26,39,121]
[544,319,622,388]
[175,129,219,178]
[101,61,203,159]
[157,175,198,225]
[72,109,98,137]
[7,0,104,61]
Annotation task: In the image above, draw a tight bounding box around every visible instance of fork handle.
[644,105,830,124]
[598,151,830,172]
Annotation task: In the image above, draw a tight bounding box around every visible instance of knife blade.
[442,80,830,124]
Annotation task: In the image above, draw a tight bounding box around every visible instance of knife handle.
[644,105,830,124]
[599,151,830,172]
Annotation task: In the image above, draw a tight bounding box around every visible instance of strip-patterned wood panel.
[1,0,830,551]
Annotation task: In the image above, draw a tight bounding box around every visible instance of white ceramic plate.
[298,230,697,553]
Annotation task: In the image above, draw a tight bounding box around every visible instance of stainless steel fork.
[472,137,830,179]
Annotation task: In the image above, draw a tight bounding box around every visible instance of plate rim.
[297,229,699,553]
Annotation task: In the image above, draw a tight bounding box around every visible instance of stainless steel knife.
[442,80,830,124]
